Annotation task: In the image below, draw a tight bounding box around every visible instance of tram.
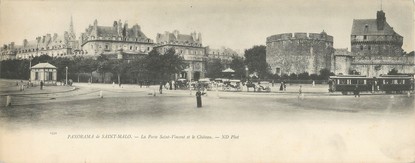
[329,75,414,95]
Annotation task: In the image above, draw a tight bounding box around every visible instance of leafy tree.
[289,73,298,80]
[145,48,186,82]
[244,45,269,78]
[229,55,246,79]
[388,68,399,75]
[206,59,224,78]
[318,68,332,80]
[126,57,147,83]
[310,74,318,80]
[298,72,309,80]
[96,54,111,83]
[110,59,128,84]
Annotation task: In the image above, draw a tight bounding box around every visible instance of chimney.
[23,39,28,47]
[377,10,386,30]
[53,33,58,40]
[198,32,202,43]
[173,30,179,38]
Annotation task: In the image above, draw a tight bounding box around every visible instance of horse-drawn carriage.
[223,79,242,91]
[256,81,271,92]
[198,78,213,91]
[244,80,271,92]
[175,78,189,89]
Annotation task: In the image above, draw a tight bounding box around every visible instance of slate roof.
[351,19,401,36]
[31,62,57,69]
[157,33,199,44]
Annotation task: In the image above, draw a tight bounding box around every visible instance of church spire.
[69,15,76,40]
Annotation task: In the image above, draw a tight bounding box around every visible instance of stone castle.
[266,10,414,77]
[1,10,414,79]
[266,32,334,75]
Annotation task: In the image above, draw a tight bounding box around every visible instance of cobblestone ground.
[0,79,414,162]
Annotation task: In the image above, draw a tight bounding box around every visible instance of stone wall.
[266,32,334,75]
[350,55,414,77]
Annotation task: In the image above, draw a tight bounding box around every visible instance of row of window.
[17,52,68,59]
[34,72,54,81]
[16,45,66,54]
[91,44,152,52]
[160,41,202,47]
[89,36,152,43]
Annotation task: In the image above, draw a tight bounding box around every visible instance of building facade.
[0,17,79,60]
[79,19,154,58]
[206,46,240,69]
[266,31,334,75]
[154,30,206,81]
[348,10,414,77]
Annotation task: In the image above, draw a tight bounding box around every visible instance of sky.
[0,0,414,53]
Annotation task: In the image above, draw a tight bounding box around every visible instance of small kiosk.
[30,62,57,85]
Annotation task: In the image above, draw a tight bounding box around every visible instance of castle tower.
[350,10,403,56]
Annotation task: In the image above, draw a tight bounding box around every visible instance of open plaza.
[0,79,414,162]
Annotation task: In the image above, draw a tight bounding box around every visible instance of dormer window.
[364,24,369,32]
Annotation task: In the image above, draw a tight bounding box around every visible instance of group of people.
[16,80,43,91]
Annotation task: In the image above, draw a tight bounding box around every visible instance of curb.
[0,86,77,96]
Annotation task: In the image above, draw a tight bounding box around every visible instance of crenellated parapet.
[266,32,333,44]
[266,31,335,75]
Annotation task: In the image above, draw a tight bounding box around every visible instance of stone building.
[30,62,57,85]
[266,31,334,75]
[348,10,414,77]
[0,17,79,60]
[0,42,17,60]
[333,48,353,75]
[79,19,154,58]
[206,46,240,69]
[351,10,403,56]
[154,30,206,81]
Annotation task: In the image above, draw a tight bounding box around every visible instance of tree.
[78,57,98,83]
[244,45,269,78]
[230,55,246,79]
[110,59,128,84]
[126,57,147,83]
[388,68,399,75]
[318,68,332,80]
[298,72,309,80]
[96,54,111,83]
[289,73,298,80]
[206,59,224,78]
[145,48,186,82]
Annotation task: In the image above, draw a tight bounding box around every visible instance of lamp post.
[66,66,68,86]
[29,56,32,81]
[245,66,249,79]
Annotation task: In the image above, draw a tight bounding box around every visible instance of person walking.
[279,82,284,91]
[298,85,304,100]
[40,80,44,90]
[283,82,287,91]
[354,85,360,97]
[159,82,163,94]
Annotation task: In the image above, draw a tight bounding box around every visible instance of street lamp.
[245,66,249,79]
[66,66,68,86]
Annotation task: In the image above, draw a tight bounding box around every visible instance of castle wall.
[266,32,334,75]
[350,56,414,77]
